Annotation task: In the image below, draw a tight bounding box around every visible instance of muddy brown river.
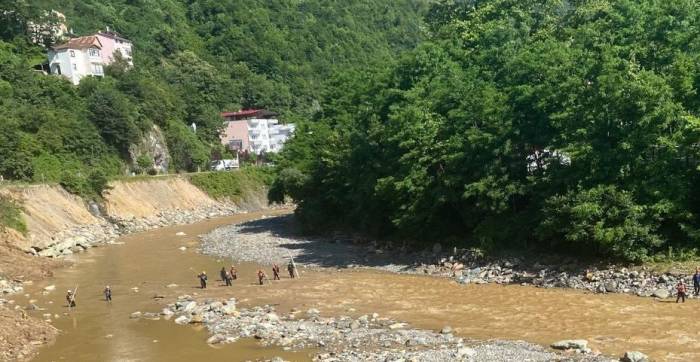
[16,210,697,361]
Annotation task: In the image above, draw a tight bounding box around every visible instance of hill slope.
[0,0,427,184]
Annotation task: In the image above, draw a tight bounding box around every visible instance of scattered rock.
[551,339,588,351]
[652,289,670,299]
[621,351,649,362]
[174,316,190,325]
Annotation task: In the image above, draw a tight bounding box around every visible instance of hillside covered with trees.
[271,0,700,262]
[0,0,427,192]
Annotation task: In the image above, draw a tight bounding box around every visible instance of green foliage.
[59,168,110,200]
[136,154,153,174]
[189,167,273,200]
[268,168,308,204]
[0,0,426,185]
[273,0,700,261]
[537,186,664,262]
[164,119,209,172]
[0,195,27,234]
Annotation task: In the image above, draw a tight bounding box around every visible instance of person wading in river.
[230,265,237,280]
[220,267,232,286]
[66,290,76,308]
[198,271,208,289]
[257,269,267,285]
[287,261,296,279]
[104,286,112,302]
[272,264,280,280]
[676,280,688,303]
[693,268,700,296]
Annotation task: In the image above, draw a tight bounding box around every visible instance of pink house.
[95,30,133,66]
[220,120,250,152]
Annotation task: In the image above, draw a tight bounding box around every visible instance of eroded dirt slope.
[103,178,219,219]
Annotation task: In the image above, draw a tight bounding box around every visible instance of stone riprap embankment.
[150,296,611,362]
[201,215,694,300]
[32,204,239,258]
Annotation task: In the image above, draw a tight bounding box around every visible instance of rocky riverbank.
[31,204,241,258]
[201,215,695,301]
[148,296,614,362]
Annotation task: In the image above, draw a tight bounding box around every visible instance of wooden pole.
[288,252,300,279]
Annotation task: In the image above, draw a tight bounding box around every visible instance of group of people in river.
[63,262,298,309]
[196,260,297,289]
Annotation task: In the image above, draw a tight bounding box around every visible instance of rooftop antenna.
[106,25,110,32]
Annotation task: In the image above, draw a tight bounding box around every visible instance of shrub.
[536,185,664,262]
[189,167,273,200]
[0,195,27,234]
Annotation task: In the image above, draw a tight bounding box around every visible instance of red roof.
[221,109,278,120]
[221,109,262,117]
[52,36,102,50]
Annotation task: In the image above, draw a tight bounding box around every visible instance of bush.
[59,169,111,200]
[164,119,209,172]
[536,186,665,262]
[136,154,153,174]
[268,167,308,204]
[31,153,63,182]
[0,195,27,234]
[189,167,273,200]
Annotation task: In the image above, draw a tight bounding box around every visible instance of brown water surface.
[20,211,696,361]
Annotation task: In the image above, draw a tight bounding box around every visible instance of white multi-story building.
[48,36,104,85]
[268,123,296,153]
[220,109,295,154]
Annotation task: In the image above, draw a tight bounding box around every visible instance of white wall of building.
[48,47,104,85]
[246,119,294,154]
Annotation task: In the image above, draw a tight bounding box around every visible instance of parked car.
[210,159,239,171]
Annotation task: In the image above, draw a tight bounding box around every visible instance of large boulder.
[652,288,670,299]
[621,351,649,362]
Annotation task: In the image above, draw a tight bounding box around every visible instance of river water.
[18,210,697,361]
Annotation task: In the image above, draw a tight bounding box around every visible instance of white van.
[210,158,239,171]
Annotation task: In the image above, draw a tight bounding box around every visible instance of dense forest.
[271,0,700,262]
[0,0,427,195]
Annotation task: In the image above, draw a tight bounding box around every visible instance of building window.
[92,64,104,75]
[73,64,77,70]
[54,64,61,75]
[69,50,75,57]
[88,48,100,57]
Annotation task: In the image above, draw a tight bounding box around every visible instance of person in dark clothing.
[257,269,267,285]
[677,280,687,303]
[287,261,296,279]
[104,286,112,302]
[198,271,208,289]
[220,267,232,286]
[272,264,280,280]
[693,268,700,296]
[66,290,76,308]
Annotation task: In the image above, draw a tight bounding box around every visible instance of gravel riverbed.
[148,296,615,362]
